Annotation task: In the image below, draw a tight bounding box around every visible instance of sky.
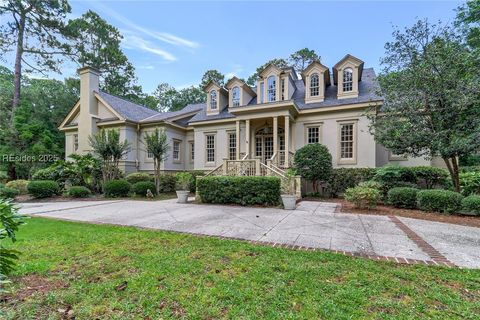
[24,1,466,93]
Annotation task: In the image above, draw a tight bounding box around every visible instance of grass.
[2,218,480,319]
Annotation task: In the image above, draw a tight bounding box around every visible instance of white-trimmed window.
[147,150,153,159]
[267,75,276,102]
[281,78,285,100]
[73,134,79,152]
[307,127,320,144]
[260,82,264,103]
[342,68,353,92]
[228,132,236,160]
[206,134,215,163]
[232,87,240,107]
[173,140,181,162]
[210,90,217,109]
[189,141,194,162]
[310,73,319,96]
[339,123,355,161]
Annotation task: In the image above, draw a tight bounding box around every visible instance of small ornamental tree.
[143,128,169,194]
[368,20,480,192]
[89,130,130,186]
[294,143,332,193]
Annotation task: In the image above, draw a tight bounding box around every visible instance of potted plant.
[176,172,192,203]
[281,169,297,210]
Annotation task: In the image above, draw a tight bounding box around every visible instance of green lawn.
[2,218,479,319]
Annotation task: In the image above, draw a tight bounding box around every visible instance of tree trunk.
[12,14,26,117]
[154,158,160,194]
[443,157,460,192]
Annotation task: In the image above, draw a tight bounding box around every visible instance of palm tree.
[143,128,169,194]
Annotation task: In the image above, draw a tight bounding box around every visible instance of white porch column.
[236,120,240,160]
[285,115,290,166]
[245,119,250,158]
[273,116,278,156]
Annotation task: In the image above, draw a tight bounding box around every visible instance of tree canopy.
[368,20,480,191]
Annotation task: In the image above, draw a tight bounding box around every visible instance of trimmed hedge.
[325,168,377,197]
[387,187,419,209]
[126,172,153,184]
[157,174,176,193]
[104,179,131,198]
[5,179,29,195]
[461,195,480,215]
[459,172,480,196]
[27,180,60,198]
[197,176,281,206]
[344,186,381,209]
[417,189,463,214]
[131,181,157,197]
[67,186,91,198]
[0,187,19,199]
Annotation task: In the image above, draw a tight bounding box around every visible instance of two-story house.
[59,54,444,175]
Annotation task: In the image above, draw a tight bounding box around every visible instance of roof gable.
[97,91,158,122]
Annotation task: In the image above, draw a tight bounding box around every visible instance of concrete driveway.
[19,199,480,269]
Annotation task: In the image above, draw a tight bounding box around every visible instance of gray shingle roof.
[98,91,158,122]
[98,68,382,125]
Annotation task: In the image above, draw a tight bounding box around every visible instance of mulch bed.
[305,197,480,228]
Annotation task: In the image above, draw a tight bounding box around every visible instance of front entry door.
[255,135,282,163]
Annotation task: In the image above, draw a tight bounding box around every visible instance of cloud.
[91,1,199,49]
[122,33,177,62]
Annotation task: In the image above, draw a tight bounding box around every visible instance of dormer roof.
[203,80,228,95]
[332,54,364,85]
[301,61,331,86]
[258,63,284,78]
[225,76,256,96]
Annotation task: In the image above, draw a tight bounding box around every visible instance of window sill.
[338,159,357,165]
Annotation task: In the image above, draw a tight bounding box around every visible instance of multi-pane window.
[310,73,319,96]
[228,132,237,160]
[206,134,215,163]
[307,127,320,144]
[281,78,285,100]
[173,140,180,161]
[189,141,194,162]
[255,137,262,157]
[73,134,79,152]
[340,123,354,159]
[232,87,240,107]
[210,90,217,109]
[267,75,276,102]
[260,82,264,103]
[342,68,353,92]
[147,150,153,159]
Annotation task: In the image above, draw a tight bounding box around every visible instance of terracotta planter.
[281,195,296,210]
[176,190,189,203]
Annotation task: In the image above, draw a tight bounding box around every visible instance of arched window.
[232,87,240,107]
[310,73,319,97]
[210,90,217,109]
[342,68,353,92]
[267,76,276,102]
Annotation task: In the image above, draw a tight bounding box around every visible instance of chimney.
[77,66,100,154]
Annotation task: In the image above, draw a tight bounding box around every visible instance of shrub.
[197,176,281,206]
[158,174,176,193]
[5,179,29,195]
[0,171,7,183]
[104,179,131,198]
[358,180,382,190]
[0,199,25,282]
[411,166,449,189]
[188,171,205,193]
[344,186,381,209]
[0,187,19,199]
[461,195,480,215]
[27,180,60,198]
[176,172,193,191]
[131,181,157,197]
[325,168,377,197]
[374,166,417,185]
[67,186,91,198]
[126,172,153,184]
[417,189,463,214]
[387,187,419,209]
[459,172,480,196]
[294,143,332,193]
[459,166,480,173]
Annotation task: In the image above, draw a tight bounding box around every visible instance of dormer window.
[310,73,319,96]
[267,75,276,102]
[210,90,217,109]
[232,87,240,107]
[342,68,353,92]
[260,82,265,103]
